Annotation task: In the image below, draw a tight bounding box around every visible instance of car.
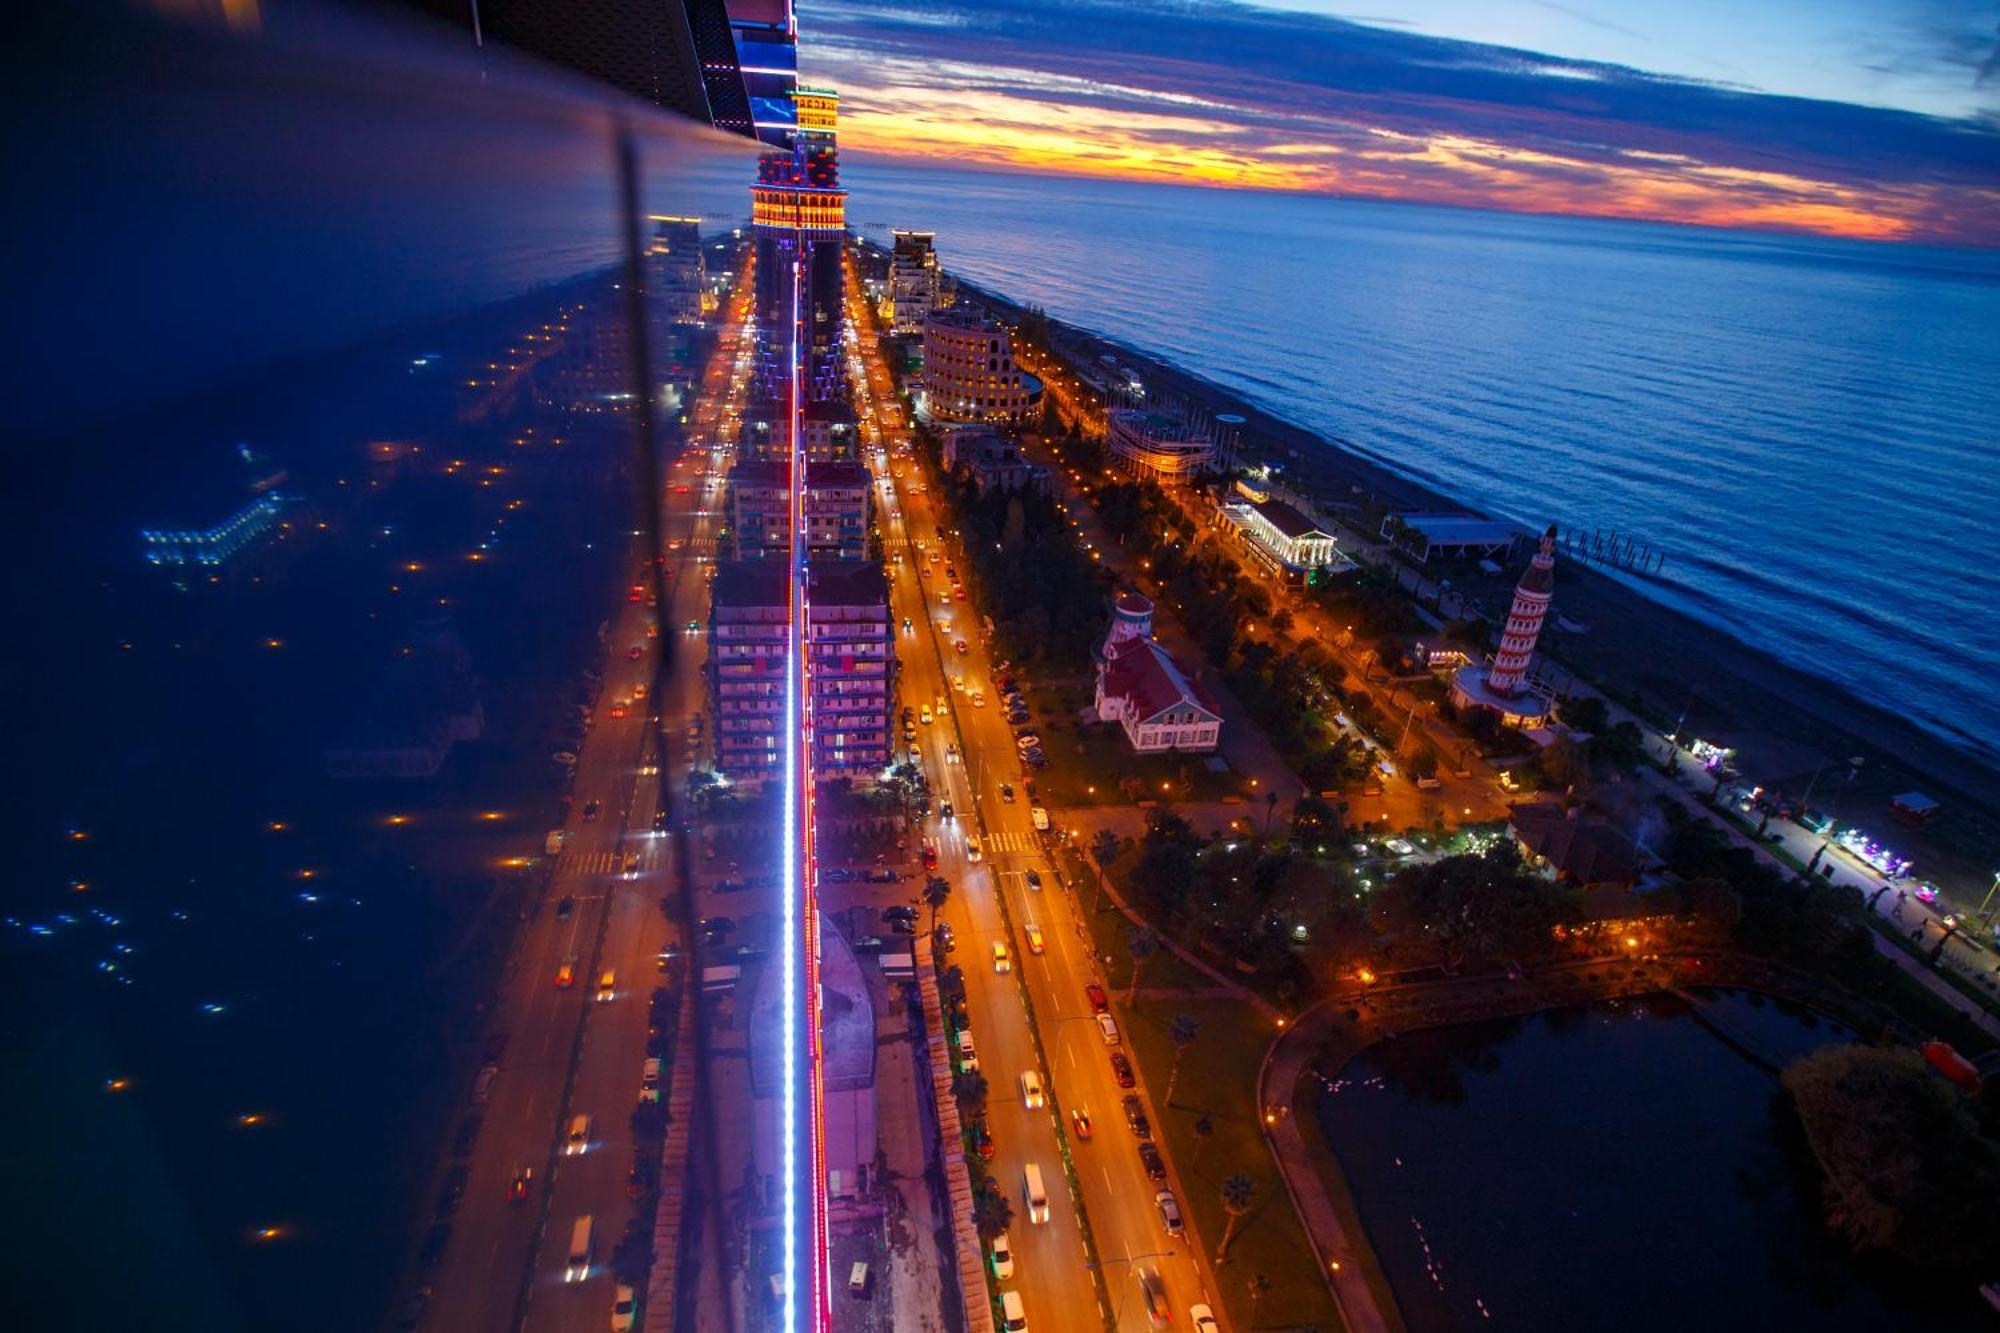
[582,800,601,822]
[939,800,955,821]
[955,638,969,654]
[611,1282,638,1332]
[1122,1095,1152,1139]
[989,1231,1015,1279]
[966,837,982,862]
[626,645,643,661]
[992,940,1011,973]
[1024,870,1042,891]
[999,783,1015,803]
[972,1118,995,1160]
[936,922,955,952]
[953,586,967,602]
[1014,734,1040,750]
[920,706,933,724]
[1136,1267,1170,1329]
[922,842,938,869]
[971,690,985,708]
[555,961,576,989]
[1069,1107,1093,1141]
[1095,1013,1121,1045]
[556,894,576,919]
[902,616,913,631]
[1138,1142,1165,1180]
[1189,1304,1220,1333]
[882,905,918,923]
[1156,1190,1184,1237]
[1085,983,1109,1014]
[1019,1071,1045,1109]
[1025,923,1044,954]
[700,915,735,937]
[509,1165,533,1204]
[607,701,628,720]
[596,970,616,1002]
[1110,1051,1135,1088]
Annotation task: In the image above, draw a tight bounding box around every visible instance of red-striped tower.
[1487,525,1556,696]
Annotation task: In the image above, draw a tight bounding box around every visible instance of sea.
[844,161,2000,767]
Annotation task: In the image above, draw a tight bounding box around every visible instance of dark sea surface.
[845,162,2000,764]
[1315,992,1989,1332]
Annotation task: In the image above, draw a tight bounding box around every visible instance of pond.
[1313,991,1988,1332]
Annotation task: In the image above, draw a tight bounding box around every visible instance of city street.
[849,278,1229,1332]
[407,271,752,1333]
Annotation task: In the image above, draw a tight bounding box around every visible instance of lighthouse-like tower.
[1451,526,1558,726]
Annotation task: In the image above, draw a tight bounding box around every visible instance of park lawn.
[1066,858,1212,994]
[1120,997,1346,1332]
[1036,720,1250,808]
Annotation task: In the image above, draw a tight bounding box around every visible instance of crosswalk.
[557,844,662,879]
[981,830,1039,856]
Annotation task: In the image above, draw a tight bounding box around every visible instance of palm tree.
[1090,828,1121,912]
[1164,1013,1201,1105]
[971,1184,1014,1242]
[1191,1114,1214,1165]
[924,874,952,935]
[1126,925,1158,1003]
[1218,1172,1256,1261]
[1248,1272,1272,1322]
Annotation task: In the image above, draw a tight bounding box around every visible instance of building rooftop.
[1114,590,1154,618]
[1250,497,1329,541]
[1102,635,1218,723]
[1509,802,1641,886]
[712,560,789,609]
[806,459,868,487]
[807,558,887,607]
[731,458,790,487]
[1397,513,1524,546]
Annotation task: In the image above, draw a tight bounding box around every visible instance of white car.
[970,690,985,708]
[920,706,933,724]
[1189,1302,1218,1333]
[1156,1190,1184,1237]
[1095,1013,1121,1046]
[1019,1070,1045,1109]
[611,1283,638,1331]
[966,837,982,862]
[992,940,1011,973]
[990,1230,1015,1279]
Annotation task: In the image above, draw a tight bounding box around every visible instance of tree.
[1090,828,1122,912]
[971,1183,1014,1242]
[1560,694,1609,733]
[1218,1172,1256,1260]
[1782,1044,2000,1270]
[952,1069,989,1115]
[1191,1114,1214,1165]
[924,874,952,935]
[1248,1272,1272,1321]
[1372,842,1580,972]
[1164,1013,1201,1104]
[1126,925,1159,1002]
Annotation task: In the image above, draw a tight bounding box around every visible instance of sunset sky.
[798,0,2000,245]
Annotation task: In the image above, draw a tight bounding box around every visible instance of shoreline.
[935,267,2000,865]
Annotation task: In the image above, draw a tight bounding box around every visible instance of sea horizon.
[842,159,2000,770]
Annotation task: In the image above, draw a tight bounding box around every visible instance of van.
[1000,1290,1028,1331]
[1022,1163,1049,1224]
[847,1261,870,1298]
[565,1215,593,1281]
[1030,806,1050,833]
[565,1113,590,1156]
[956,1029,979,1072]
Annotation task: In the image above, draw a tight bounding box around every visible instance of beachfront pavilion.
[1386,512,1524,564]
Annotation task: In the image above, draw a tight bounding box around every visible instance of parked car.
[1138,1141,1165,1180]
[1122,1095,1151,1139]
[1156,1190,1184,1237]
[1085,983,1109,1014]
[1110,1051,1135,1088]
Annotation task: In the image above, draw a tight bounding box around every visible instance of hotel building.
[1218,495,1345,583]
[888,230,941,335]
[709,560,790,783]
[919,308,1042,424]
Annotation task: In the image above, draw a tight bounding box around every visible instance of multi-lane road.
[404,270,752,1333]
[847,270,1227,1332]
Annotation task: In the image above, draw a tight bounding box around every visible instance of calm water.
[845,163,2000,762]
[1314,993,1986,1331]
